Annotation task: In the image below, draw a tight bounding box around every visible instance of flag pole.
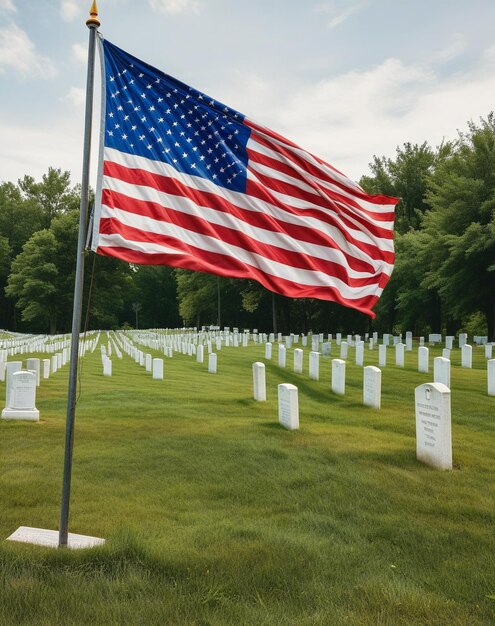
[59,1,101,548]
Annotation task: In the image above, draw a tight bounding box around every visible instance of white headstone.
[278,383,299,430]
[332,359,346,395]
[363,366,381,409]
[458,333,467,348]
[302,335,307,347]
[433,357,450,388]
[293,348,303,374]
[265,342,272,360]
[461,344,472,368]
[355,342,364,366]
[415,382,452,470]
[405,331,412,351]
[51,355,58,374]
[335,333,341,345]
[418,346,429,373]
[208,353,217,373]
[485,344,493,359]
[252,362,266,401]
[378,344,387,367]
[26,358,40,386]
[103,357,112,377]
[42,359,51,379]
[311,336,319,352]
[145,353,152,372]
[442,348,451,360]
[196,344,204,363]
[309,351,319,381]
[488,359,495,396]
[152,358,163,380]
[321,342,331,357]
[340,341,348,360]
[2,371,39,421]
[445,336,454,350]
[5,361,22,408]
[395,343,405,367]
[278,344,286,368]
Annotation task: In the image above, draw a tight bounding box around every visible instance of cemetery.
[1,3,494,623]
[0,328,494,625]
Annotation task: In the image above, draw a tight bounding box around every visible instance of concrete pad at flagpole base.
[7,526,105,549]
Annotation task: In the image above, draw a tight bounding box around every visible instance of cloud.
[0,121,84,185]
[0,23,57,78]
[315,1,365,29]
[433,33,468,64]
[216,50,495,181]
[61,0,80,22]
[64,86,86,107]
[0,0,16,12]
[149,0,201,15]
[72,42,87,63]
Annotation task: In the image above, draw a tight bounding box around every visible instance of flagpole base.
[6,526,105,549]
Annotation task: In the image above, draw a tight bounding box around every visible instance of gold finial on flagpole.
[86,1,100,27]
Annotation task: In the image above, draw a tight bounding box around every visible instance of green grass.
[0,335,494,625]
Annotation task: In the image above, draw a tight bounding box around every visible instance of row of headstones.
[253,361,382,409]
[1,334,101,422]
[264,343,494,395]
[255,363,454,472]
[110,332,220,378]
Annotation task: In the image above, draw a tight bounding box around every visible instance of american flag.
[92,37,398,318]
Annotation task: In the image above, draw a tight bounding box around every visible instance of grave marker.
[309,351,319,381]
[208,353,217,373]
[415,382,452,470]
[461,344,472,368]
[363,366,381,409]
[293,348,303,374]
[379,344,387,367]
[152,358,163,380]
[433,356,450,388]
[252,362,266,401]
[418,346,429,373]
[332,359,346,395]
[278,384,299,430]
[488,360,495,396]
[2,371,39,421]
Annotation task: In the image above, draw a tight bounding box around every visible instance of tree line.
[1,113,494,338]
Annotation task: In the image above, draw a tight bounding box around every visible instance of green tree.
[175,269,218,327]
[5,229,60,333]
[424,114,495,339]
[360,142,439,233]
[18,167,78,228]
[130,265,180,329]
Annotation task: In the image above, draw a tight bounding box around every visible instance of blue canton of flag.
[101,38,251,193]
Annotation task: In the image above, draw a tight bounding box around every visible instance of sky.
[0,0,494,188]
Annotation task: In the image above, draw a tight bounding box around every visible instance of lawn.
[0,333,494,625]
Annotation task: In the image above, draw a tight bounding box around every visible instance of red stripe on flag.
[101,188,383,288]
[96,220,381,317]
